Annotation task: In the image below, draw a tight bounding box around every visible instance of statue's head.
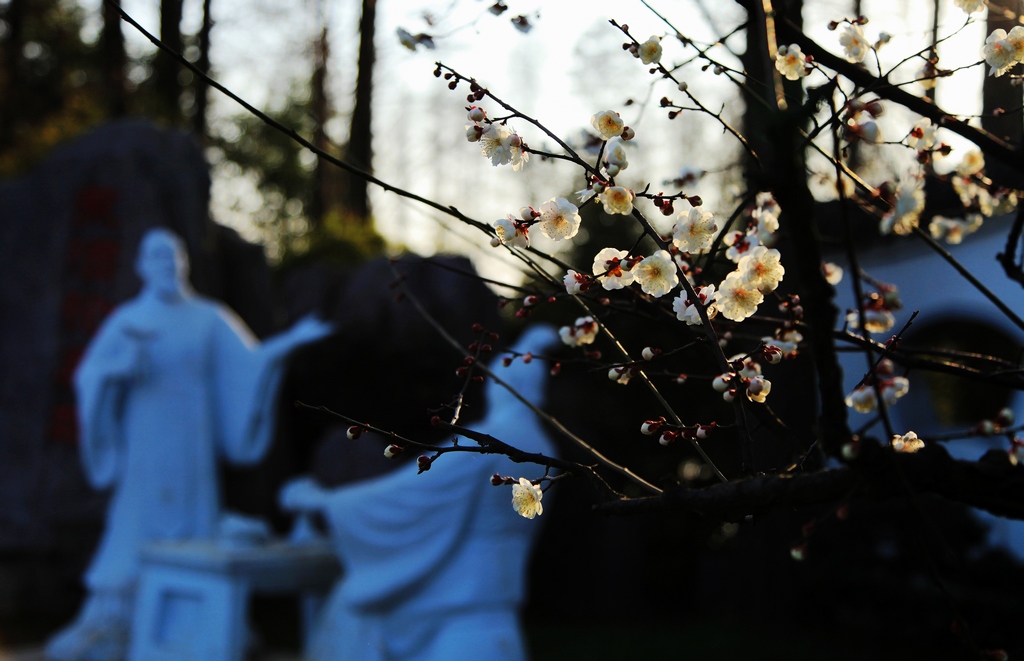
[136,228,189,297]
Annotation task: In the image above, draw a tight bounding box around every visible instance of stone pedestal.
[130,540,339,661]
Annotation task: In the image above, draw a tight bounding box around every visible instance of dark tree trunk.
[192,0,213,139]
[156,0,184,121]
[101,0,127,117]
[340,0,376,224]
[310,24,331,228]
[737,0,849,460]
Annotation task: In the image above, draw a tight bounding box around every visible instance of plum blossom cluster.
[843,97,884,145]
[465,105,528,170]
[712,353,774,404]
[845,359,910,413]
[558,316,599,347]
[628,35,663,65]
[491,197,581,249]
[846,281,901,333]
[983,26,1024,77]
[890,431,924,454]
[879,170,925,236]
[640,416,717,446]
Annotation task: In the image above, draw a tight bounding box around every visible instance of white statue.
[281,325,558,661]
[46,228,332,661]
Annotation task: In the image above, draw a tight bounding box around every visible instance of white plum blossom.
[929,214,983,245]
[738,246,785,293]
[775,44,808,81]
[984,29,1018,77]
[672,284,717,325]
[714,271,764,322]
[480,124,528,170]
[605,138,629,171]
[591,110,624,140]
[600,186,634,215]
[632,250,679,298]
[845,377,910,412]
[764,329,803,356]
[751,205,780,246]
[957,149,985,176]
[723,231,755,262]
[592,247,634,290]
[746,375,772,403]
[563,269,590,295]
[559,316,599,346]
[536,197,582,240]
[891,431,925,453]
[879,173,925,236]
[840,24,870,63]
[730,354,761,380]
[638,36,663,65]
[954,0,985,13]
[823,262,844,285]
[511,478,543,519]
[493,216,529,248]
[907,118,937,150]
[846,308,896,333]
[671,207,718,254]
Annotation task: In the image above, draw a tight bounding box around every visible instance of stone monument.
[44,228,331,660]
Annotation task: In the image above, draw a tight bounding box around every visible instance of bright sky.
[89,0,992,281]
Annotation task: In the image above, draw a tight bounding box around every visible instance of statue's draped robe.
[75,295,287,592]
[308,326,558,661]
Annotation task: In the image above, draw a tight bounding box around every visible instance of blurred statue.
[46,228,332,661]
[281,325,558,661]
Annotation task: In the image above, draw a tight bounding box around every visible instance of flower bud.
[417,455,433,471]
[790,544,807,561]
[841,439,861,460]
[592,182,605,194]
[520,206,536,221]
[489,237,501,247]
[996,407,1015,428]
[712,374,731,392]
[658,430,679,446]
[523,295,540,307]
[509,133,522,148]
[696,424,714,439]
[722,389,736,403]
[384,444,403,459]
[764,345,783,364]
[621,126,635,140]
[641,346,660,361]
[608,367,623,382]
[490,473,505,486]
[468,106,486,122]
[677,81,688,92]
[641,419,662,435]
[980,420,996,436]
[346,426,363,440]
[675,374,687,385]
[606,164,620,177]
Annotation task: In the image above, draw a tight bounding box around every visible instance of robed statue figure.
[46,228,332,661]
